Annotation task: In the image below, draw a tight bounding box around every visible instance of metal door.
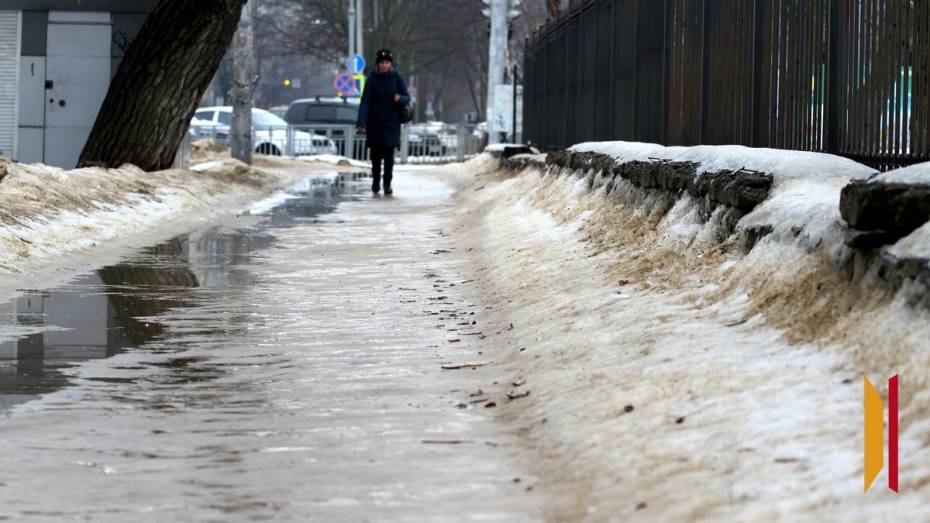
[18,57,46,163]
[44,12,110,169]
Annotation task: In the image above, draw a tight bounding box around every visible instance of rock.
[742,224,774,251]
[486,144,539,159]
[690,169,773,213]
[504,153,547,170]
[543,150,773,223]
[0,157,10,183]
[876,252,930,309]
[546,150,573,168]
[844,228,901,251]
[840,180,930,237]
[506,390,530,400]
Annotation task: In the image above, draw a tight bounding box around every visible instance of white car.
[473,121,487,139]
[191,107,337,156]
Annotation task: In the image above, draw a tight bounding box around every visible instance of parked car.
[473,121,487,139]
[408,123,447,156]
[268,105,289,119]
[283,97,363,156]
[284,97,360,126]
[191,106,336,156]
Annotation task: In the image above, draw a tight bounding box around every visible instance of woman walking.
[356,49,411,195]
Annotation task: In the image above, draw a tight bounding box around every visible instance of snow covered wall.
[467,144,930,521]
[496,142,930,308]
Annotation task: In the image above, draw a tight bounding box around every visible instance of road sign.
[352,74,365,97]
[346,53,366,75]
[334,72,355,96]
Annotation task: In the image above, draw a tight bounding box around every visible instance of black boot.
[371,174,381,194]
[382,148,395,195]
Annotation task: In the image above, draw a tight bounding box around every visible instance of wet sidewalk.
[0,170,539,522]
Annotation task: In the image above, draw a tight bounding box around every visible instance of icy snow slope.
[0,158,289,275]
[450,155,930,522]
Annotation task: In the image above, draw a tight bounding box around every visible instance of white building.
[0,1,157,168]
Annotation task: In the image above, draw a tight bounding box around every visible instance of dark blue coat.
[356,70,411,149]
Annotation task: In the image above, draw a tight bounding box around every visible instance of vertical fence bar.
[914,0,923,157]
[856,0,865,157]
[827,0,841,155]
[400,124,409,164]
[609,0,618,141]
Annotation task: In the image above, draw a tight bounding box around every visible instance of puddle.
[0,171,370,413]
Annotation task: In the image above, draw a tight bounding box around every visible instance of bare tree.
[80,0,247,171]
[230,3,255,163]
[546,0,560,20]
[259,0,488,119]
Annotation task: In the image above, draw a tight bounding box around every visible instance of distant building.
[0,1,158,168]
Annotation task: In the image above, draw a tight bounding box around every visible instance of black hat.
[375,49,393,63]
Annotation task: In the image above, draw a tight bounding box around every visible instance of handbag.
[399,103,414,124]
[395,76,414,124]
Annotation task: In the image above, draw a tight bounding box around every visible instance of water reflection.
[0,171,368,412]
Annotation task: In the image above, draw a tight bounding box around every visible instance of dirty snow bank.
[0,158,288,274]
[190,138,229,164]
[295,154,369,168]
[453,155,930,522]
[889,222,930,260]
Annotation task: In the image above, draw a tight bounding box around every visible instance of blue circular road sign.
[347,54,366,75]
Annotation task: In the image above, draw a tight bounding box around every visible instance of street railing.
[286,124,368,160]
[187,123,484,166]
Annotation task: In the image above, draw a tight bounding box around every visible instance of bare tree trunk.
[230,3,255,163]
[546,0,560,20]
[79,0,247,172]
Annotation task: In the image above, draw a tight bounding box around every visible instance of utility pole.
[512,64,518,143]
[356,0,364,62]
[486,0,507,145]
[348,0,356,60]
[230,2,255,164]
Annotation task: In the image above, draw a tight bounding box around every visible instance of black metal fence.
[524,0,930,170]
